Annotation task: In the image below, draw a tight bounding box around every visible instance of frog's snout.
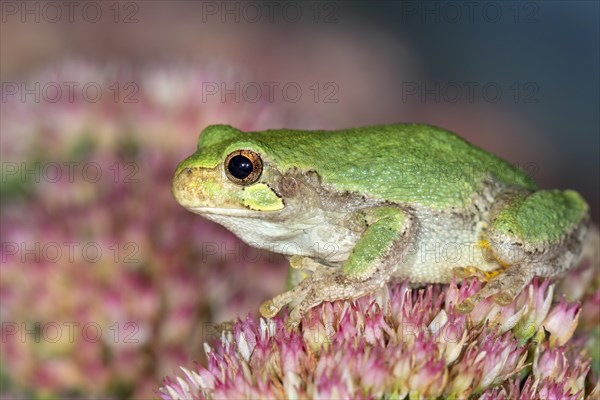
[171,166,204,208]
[171,164,229,210]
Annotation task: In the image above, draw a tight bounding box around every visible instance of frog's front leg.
[457,189,589,312]
[260,206,414,329]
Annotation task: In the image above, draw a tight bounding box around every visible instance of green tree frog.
[172,124,591,328]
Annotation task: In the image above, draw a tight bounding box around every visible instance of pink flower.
[543,297,581,347]
[159,274,598,399]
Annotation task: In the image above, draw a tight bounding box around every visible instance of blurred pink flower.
[0,61,295,398]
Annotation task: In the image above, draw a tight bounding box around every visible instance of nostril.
[185,168,192,174]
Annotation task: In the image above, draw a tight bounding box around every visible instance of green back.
[195,124,537,209]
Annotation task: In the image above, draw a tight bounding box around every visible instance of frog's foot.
[260,264,381,330]
[456,263,535,313]
[285,269,381,330]
[259,283,310,320]
[453,266,503,282]
[261,258,335,321]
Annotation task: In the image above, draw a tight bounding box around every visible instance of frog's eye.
[224,150,263,185]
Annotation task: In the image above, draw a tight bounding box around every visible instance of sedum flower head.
[159,259,600,400]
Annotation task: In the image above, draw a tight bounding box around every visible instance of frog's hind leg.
[457,189,589,313]
[456,263,536,312]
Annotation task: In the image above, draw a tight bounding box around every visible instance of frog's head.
[172,125,285,218]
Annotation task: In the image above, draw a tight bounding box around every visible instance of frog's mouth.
[188,207,279,217]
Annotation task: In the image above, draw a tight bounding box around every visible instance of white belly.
[394,209,500,283]
[204,206,500,282]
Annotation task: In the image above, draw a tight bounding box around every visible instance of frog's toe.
[259,299,280,319]
[453,266,491,281]
[456,281,501,313]
[283,288,323,330]
[289,255,307,270]
[456,264,534,313]
[492,291,516,306]
[285,307,304,331]
[456,298,476,313]
[285,318,300,331]
[289,256,329,273]
[259,283,310,320]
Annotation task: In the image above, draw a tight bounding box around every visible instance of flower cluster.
[160,258,600,399]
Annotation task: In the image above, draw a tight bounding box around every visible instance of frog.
[171,123,591,328]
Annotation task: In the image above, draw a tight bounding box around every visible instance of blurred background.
[1,1,598,398]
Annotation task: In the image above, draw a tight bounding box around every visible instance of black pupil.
[228,155,253,179]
